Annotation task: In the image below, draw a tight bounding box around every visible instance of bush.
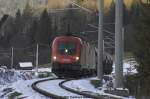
[124,74,139,96]
[90,79,101,88]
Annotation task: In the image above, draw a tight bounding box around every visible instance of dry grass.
[47,0,70,9]
[124,0,134,10]
[45,0,108,12]
[33,0,138,12]
[79,0,138,11]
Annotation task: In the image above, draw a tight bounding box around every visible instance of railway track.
[59,79,105,99]
[59,79,124,99]
[32,78,122,99]
[32,78,86,99]
[32,78,66,99]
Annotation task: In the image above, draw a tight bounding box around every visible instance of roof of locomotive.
[53,35,82,43]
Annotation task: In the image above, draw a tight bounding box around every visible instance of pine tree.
[36,9,51,44]
[23,2,32,17]
[0,16,15,48]
[133,4,150,97]
[61,4,87,35]
[14,9,23,34]
[22,2,33,27]
[29,20,38,44]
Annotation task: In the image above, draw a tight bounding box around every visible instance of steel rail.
[31,78,66,99]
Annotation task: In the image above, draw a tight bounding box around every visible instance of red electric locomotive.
[51,35,83,77]
[51,35,113,77]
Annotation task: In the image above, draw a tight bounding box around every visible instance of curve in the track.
[32,78,119,99]
[59,79,112,99]
[32,78,66,99]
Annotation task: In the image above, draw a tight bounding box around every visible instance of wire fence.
[0,43,51,69]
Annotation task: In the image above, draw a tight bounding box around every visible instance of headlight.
[65,49,68,53]
[53,56,57,60]
[76,56,79,61]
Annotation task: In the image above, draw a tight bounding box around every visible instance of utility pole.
[115,0,124,88]
[36,44,39,74]
[11,47,14,69]
[97,0,104,81]
[103,40,105,51]
[122,27,124,57]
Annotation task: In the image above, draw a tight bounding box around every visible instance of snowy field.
[63,78,135,99]
[0,68,52,99]
[0,61,137,99]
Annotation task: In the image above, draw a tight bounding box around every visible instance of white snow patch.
[32,68,51,72]
[64,78,135,99]
[11,79,49,99]
[0,67,53,99]
[19,62,33,67]
[112,59,138,75]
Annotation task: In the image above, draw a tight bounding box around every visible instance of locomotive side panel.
[80,42,96,69]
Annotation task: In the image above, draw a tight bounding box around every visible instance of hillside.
[0,0,47,18]
[0,0,139,18]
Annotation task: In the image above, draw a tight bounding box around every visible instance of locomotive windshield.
[58,42,76,55]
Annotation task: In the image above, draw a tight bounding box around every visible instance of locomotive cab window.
[58,42,76,55]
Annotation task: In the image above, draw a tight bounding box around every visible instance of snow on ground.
[19,62,33,68]
[0,67,52,99]
[0,85,10,99]
[37,79,90,99]
[112,59,138,75]
[0,61,137,99]
[62,60,137,99]
[0,67,52,86]
[64,78,101,93]
[32,68,52,72]
[0,69,33,85]
[0,77,56,99]
[64,78,135,99]
[11,78,50,99]
[0,78,52,99]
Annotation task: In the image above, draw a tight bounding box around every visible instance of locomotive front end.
[51,36,82,77]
